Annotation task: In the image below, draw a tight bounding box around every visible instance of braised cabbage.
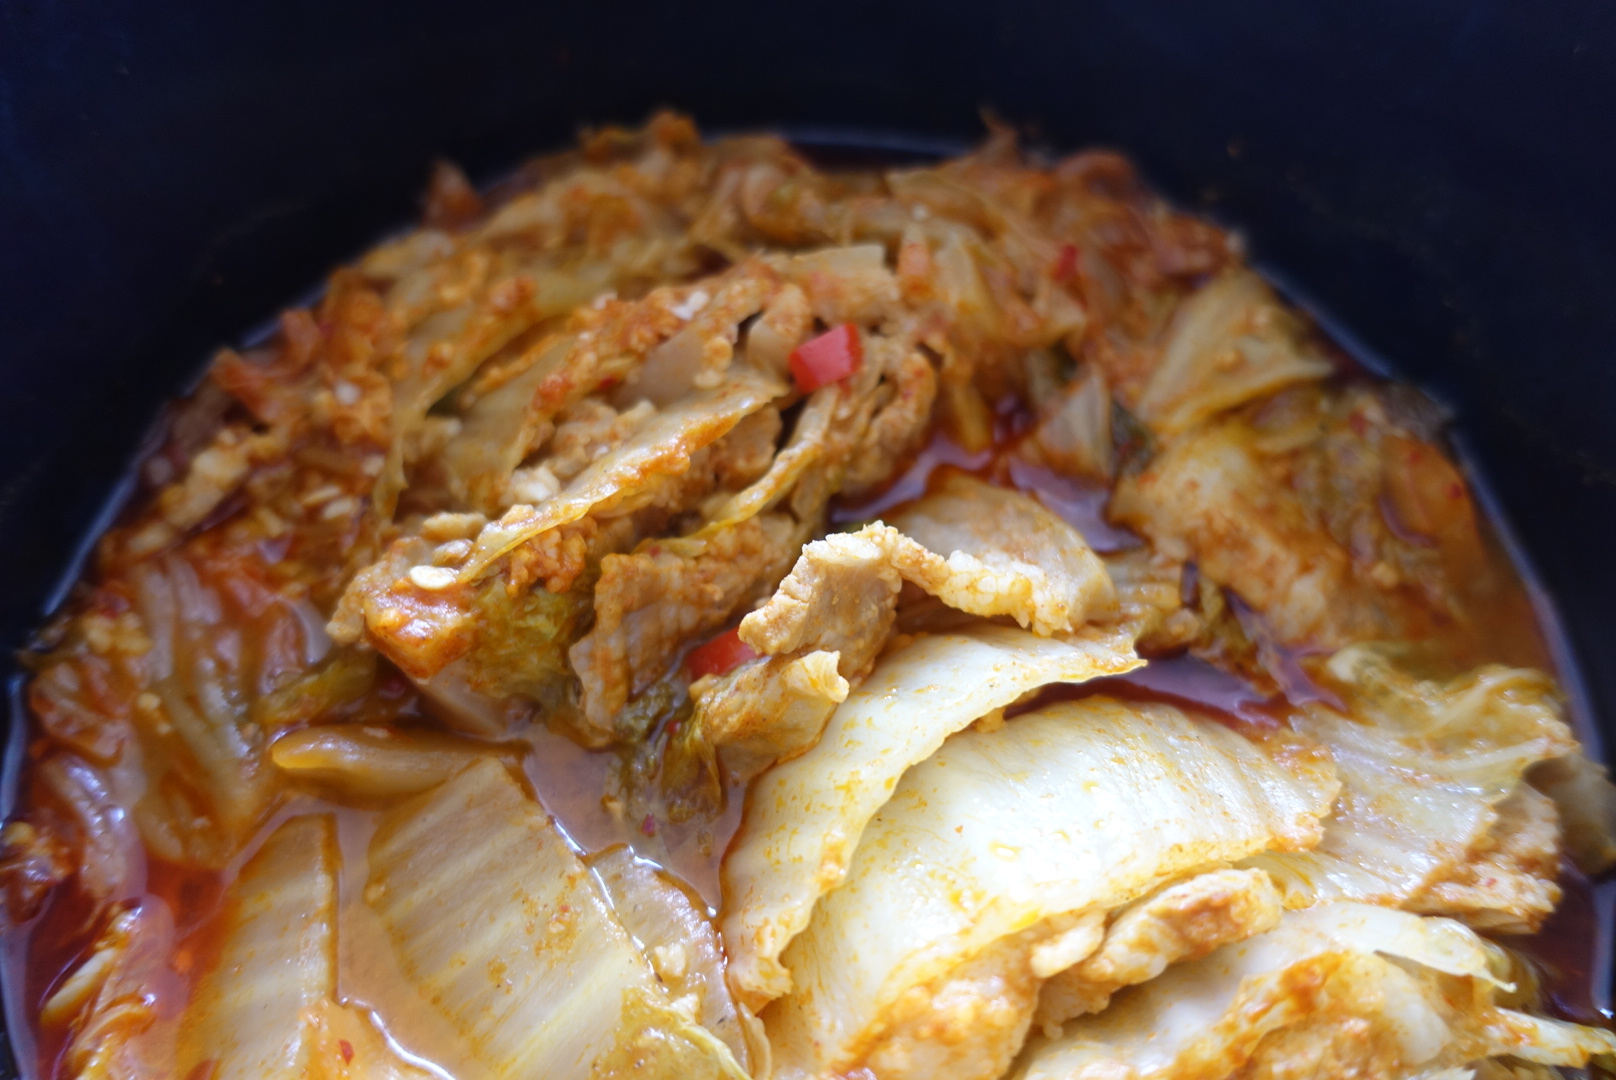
[175,815,339,1080]
[721,626,1141,1008]
[765,698,1339,1080]
[1248,647,1577,933]
[1016,903,1616,1080]
[365,759,745,1079]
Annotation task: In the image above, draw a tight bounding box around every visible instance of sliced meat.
[738,526,906,680]
[1111,416,1375,649]
[691,651,850,781]
[569,514,803,743]
[739,513,1115,669]
[1111,383,1510,659]
[702,506,1117,780]
[329,536,475,681]
[1034,868,1284,1032]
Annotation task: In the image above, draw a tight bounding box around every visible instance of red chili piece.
[1052,243,1079,283]
[686,626,759,678]
[789,323,863,392]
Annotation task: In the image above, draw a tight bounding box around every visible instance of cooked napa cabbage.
[128,550,331,866]
[175,815,338,1080]
[433,255,775,516]
[1015,903,1616,1080]
[370,220,684,515]
[764,697,1339,1080]
[887,472,1118,635]
[304,1000,436,1080]
[1098,547,1208,653]
[764,244,901,326]
[1530,746,1616,874]
[21,113,1616,1080]
[695,379,845,534]
[720,625,1141,1009]
[1109,412,1366,650]
[590,846,764,1073]
[269,725,510,797]
[462,367,785,576]
[23,754,141,927]
[1025,362,1113,480]
[365,759,744,1080]
[1131,269,1333,436]
[1247,646,1577,934]
[439,334,578,515]
[49,901,179,1080]
[373,253,587,515]
[1111,379,1517,661]
[700,322,935,541]
[616,262,783,407]
[330,527,593,735]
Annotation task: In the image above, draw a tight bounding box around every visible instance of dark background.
[2,0,1616,1065]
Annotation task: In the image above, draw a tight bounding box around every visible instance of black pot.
[4,1,1615,1073]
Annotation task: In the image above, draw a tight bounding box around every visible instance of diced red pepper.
[686,627,759,678]
[789,324,863,392]
[1052,243,1079,283]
